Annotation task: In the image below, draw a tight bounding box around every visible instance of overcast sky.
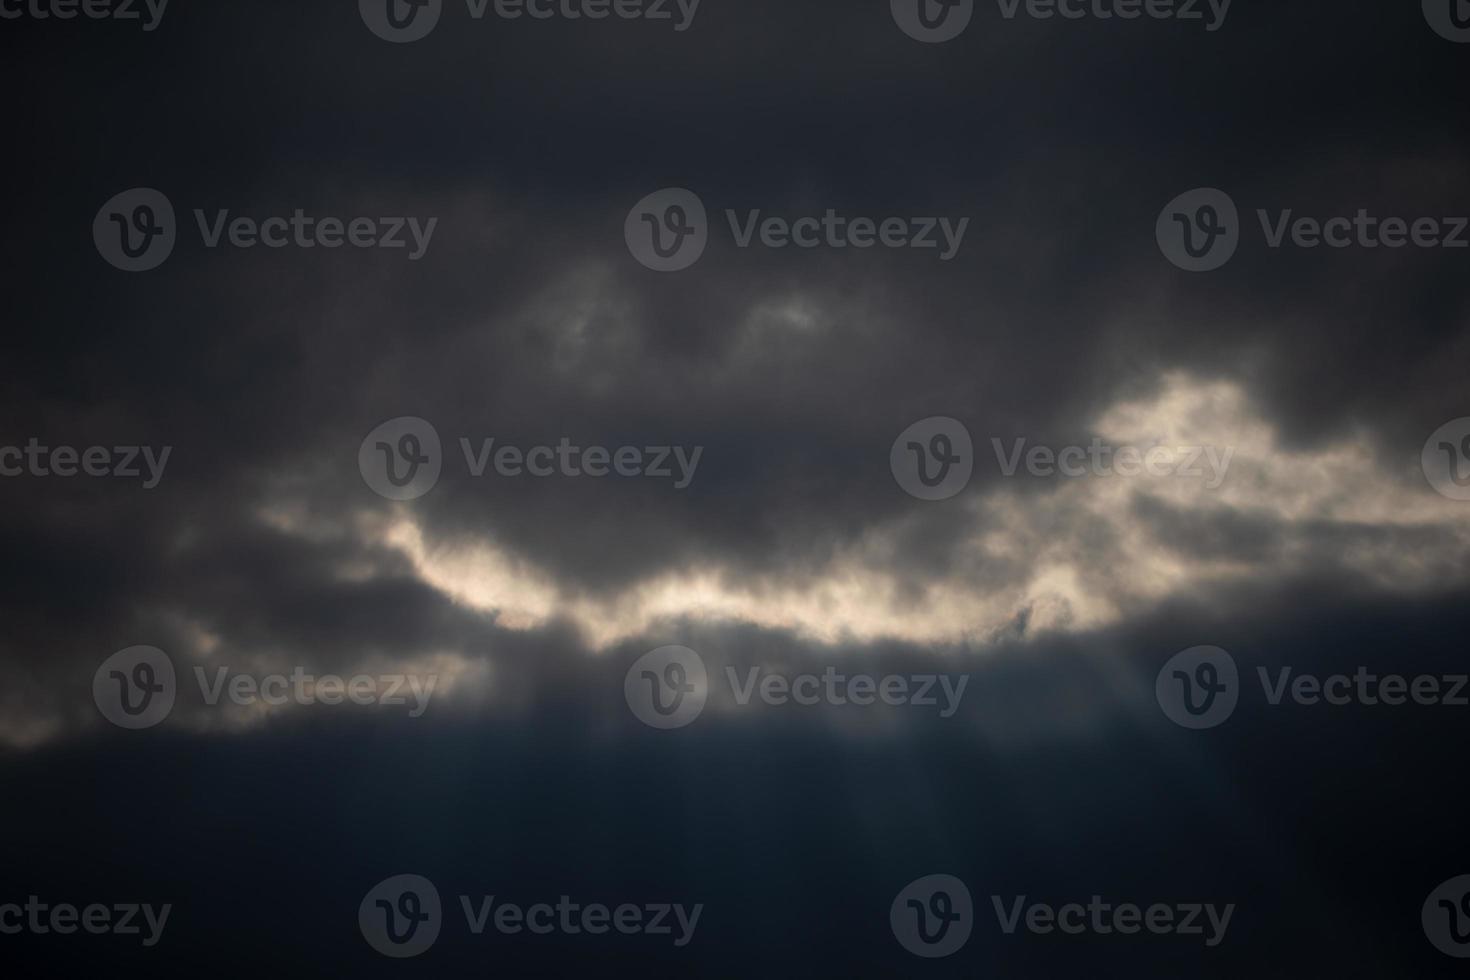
[1,1,1468,976]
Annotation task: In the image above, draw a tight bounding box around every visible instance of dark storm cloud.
[0,0,1466,747]
[3,7,1470,978]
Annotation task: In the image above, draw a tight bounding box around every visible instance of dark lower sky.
[2,0,1469,976]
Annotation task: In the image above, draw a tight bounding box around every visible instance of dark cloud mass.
[1,0,1468,976]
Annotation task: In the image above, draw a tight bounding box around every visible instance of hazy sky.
[1,1,1468,976]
